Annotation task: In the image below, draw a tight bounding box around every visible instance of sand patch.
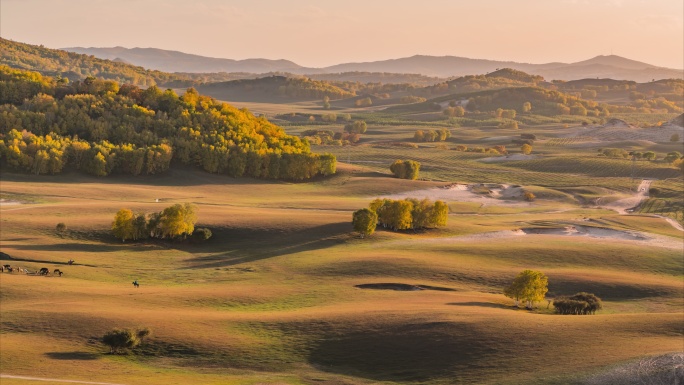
[0,199,22,206]
[379,184,530,207]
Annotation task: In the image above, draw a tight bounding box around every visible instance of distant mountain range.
[64,46,682,82]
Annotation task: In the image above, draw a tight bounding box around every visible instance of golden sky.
[2,0,682,68]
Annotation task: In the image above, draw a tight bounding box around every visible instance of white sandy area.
[603,180,652,215]
[379,184,531,207]
[403,225,682,250]
[0,199,22,206]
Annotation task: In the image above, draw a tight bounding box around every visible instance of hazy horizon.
[1,0,683,69]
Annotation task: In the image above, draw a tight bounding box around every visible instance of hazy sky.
[2,0,682,68]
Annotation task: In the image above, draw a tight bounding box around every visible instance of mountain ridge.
[62,46,682,82]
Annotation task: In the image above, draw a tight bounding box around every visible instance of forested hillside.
[0,66,336,180]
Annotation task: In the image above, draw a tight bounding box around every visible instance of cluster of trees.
[112,203,199,242]
[102,327,151,354]
[553,292,603,315]
[453,145,508,155]
[400,96,427,104]
[301,129,361,146]
[0,67,336,180]
[443,106,465,117]
[344,120,368,134]
[414,128,451,142]
[355,97,373,107]
[503,270,548,309]
[352,198,448,235]
[390,159,421,180]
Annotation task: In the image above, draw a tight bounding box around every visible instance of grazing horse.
[0,266,3,273]
[6,267,14,273]
[2,264,10,270]
[38,267,50,276]
[132,280,139,288]
[54,269,63,277]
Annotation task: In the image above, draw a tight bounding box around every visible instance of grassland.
[1,160,682,384]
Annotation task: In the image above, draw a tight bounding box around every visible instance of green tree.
[112,209,135,242]
[352,208,378,238]
[504,270,548,309]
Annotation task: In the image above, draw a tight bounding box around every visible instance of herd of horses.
[1,264,64,276]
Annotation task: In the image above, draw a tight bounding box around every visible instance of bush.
[192,227,212,242]
[56,222,67,233]
[102,328,140,354]
[524,191,536,201]
[670,133,680,142]
[553,292,602,315]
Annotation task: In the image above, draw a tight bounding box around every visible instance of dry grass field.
[1,162,682,385]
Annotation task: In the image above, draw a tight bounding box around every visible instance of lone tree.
[55,222,67,234]
[352,208,378,238]
[504,270,548,309]
[521,144,532,155]
[390,159,421,180]
[102,328,140,354]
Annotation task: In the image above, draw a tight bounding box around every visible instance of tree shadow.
[184,222,350,268]
[45,351,100,360]
[9,242,139,253]
[446,301,510,309]
[308,321,496,382]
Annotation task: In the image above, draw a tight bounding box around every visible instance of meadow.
[1,154,682,384]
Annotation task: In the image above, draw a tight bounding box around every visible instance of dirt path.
[603,180,652,215]
[602,180,683,232]
[0,374,127,385]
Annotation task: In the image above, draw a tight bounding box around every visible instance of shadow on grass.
[446,301,510,309]
[308,321,500,382]
[9,243,135,253]
[185,222,350,268]
[547,279,680,301]
[45,351,100,360]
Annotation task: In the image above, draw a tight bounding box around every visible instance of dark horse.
[132,280,139,288]
[54,269,63,276]
[39,267,50,275]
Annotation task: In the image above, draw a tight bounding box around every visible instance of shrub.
[670,133,680,142]
[524,191,536,201]
[102,328,140,354]
[521,144,532,155]
[192,227,212,242]
[56,222,67,233]
[553,292,602,315]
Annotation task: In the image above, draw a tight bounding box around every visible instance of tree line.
[0,66,336,180]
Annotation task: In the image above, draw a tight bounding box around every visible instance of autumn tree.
[112,209,135,242]
[344,120,367,134]
[521,144,532,155]
[159,203,197,239]
[352,208,378,238]
[390,160,420,180]
[503,270,548,309]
